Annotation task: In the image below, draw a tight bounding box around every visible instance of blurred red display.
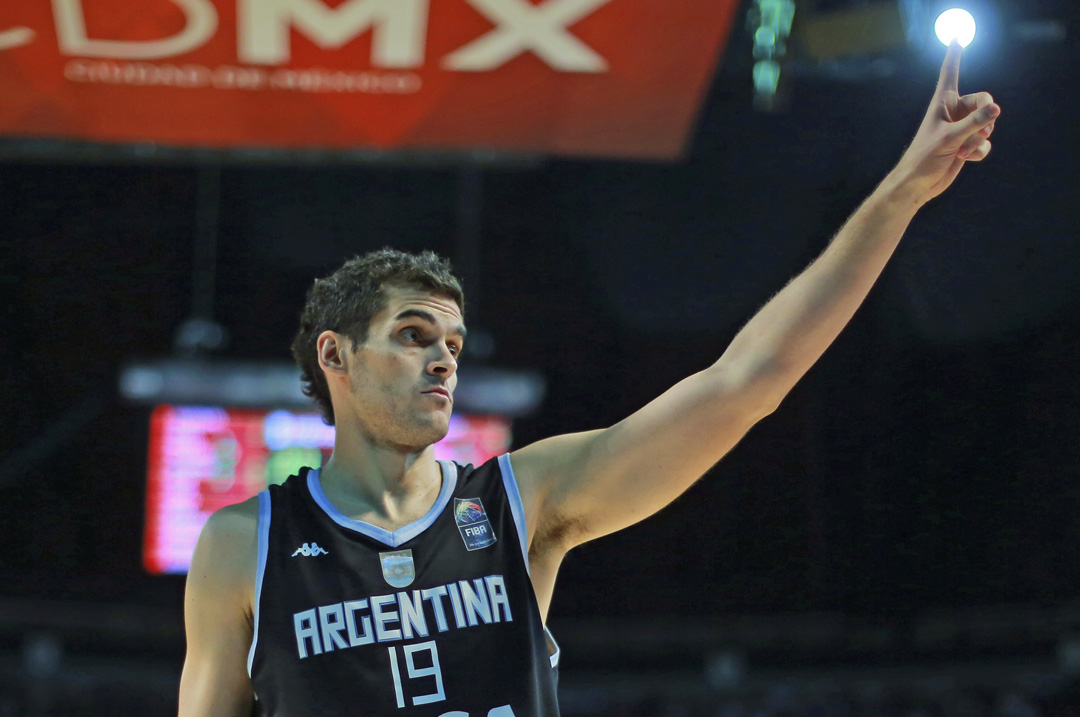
[143,405,511,574]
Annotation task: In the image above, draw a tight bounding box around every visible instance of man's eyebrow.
[393,309,468,338]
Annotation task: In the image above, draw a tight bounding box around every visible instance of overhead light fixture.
[934,8,977,47]
[748,0,797,111]
[118,359,547,417]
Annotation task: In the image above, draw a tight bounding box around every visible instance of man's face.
[342,285,465,451]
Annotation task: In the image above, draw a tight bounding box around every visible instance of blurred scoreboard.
[143,405,511,574]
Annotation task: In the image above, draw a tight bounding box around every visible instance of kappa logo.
[291,542,329,557]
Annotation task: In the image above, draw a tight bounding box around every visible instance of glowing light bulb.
[935,8,977,47]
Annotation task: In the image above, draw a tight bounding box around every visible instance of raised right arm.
[178,498,259,717]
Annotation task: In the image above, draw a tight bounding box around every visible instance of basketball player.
[178,42,999,716]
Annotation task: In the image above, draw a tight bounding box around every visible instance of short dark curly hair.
[291,249,464,425]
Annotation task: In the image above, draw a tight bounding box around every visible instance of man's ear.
[317,331,350,376]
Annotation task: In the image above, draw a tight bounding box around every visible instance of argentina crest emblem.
[454,498,496,551]
[379,549,415,588]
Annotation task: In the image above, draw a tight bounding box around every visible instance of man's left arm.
[511,41,1001,552]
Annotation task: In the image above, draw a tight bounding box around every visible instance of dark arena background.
[3,0,1080,714]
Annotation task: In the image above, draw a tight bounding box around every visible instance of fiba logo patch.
[454,498,496,551]
[379,549,415,588]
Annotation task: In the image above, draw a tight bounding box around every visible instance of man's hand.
[891,40,1001,206]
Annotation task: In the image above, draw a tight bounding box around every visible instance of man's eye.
[401,329,420,342]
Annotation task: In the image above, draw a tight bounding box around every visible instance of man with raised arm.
[179,41,999,716]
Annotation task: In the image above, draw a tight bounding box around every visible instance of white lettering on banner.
[62,59,421,94]
[239,0,428,67]
[63,59,212,87]
[52,0,219,59]
[0,26,36,51]
[443,0,612,72]
[268,67,421,93]
[4,0,612,74]
[211,65,267,89]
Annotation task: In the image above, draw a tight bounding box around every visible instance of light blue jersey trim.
[497,453,530,574]
[497,454,560,669]
[545,626,561,669]
[247,490,271,678]
[306,462,458,548]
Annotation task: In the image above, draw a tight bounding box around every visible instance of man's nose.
[427,343,458,377]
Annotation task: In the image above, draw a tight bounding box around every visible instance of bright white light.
[935,8,977,47]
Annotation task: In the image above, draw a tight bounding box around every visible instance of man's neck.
[317,422,443,528]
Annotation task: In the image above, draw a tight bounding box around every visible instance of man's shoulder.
[192,496,260,581]
[208,494,260,536]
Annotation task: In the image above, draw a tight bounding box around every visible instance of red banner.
[0,1,740,159]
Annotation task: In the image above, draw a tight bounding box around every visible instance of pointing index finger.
[937,39,963,94]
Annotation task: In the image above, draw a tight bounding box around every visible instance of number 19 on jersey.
[387,642,516,715]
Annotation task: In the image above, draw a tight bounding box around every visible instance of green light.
[757,0,796,34]
[267,447,323,486]
[753,59,781,96]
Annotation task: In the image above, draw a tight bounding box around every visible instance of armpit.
[529,508,588,558]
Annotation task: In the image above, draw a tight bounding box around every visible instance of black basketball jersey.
[247,454,561,716]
